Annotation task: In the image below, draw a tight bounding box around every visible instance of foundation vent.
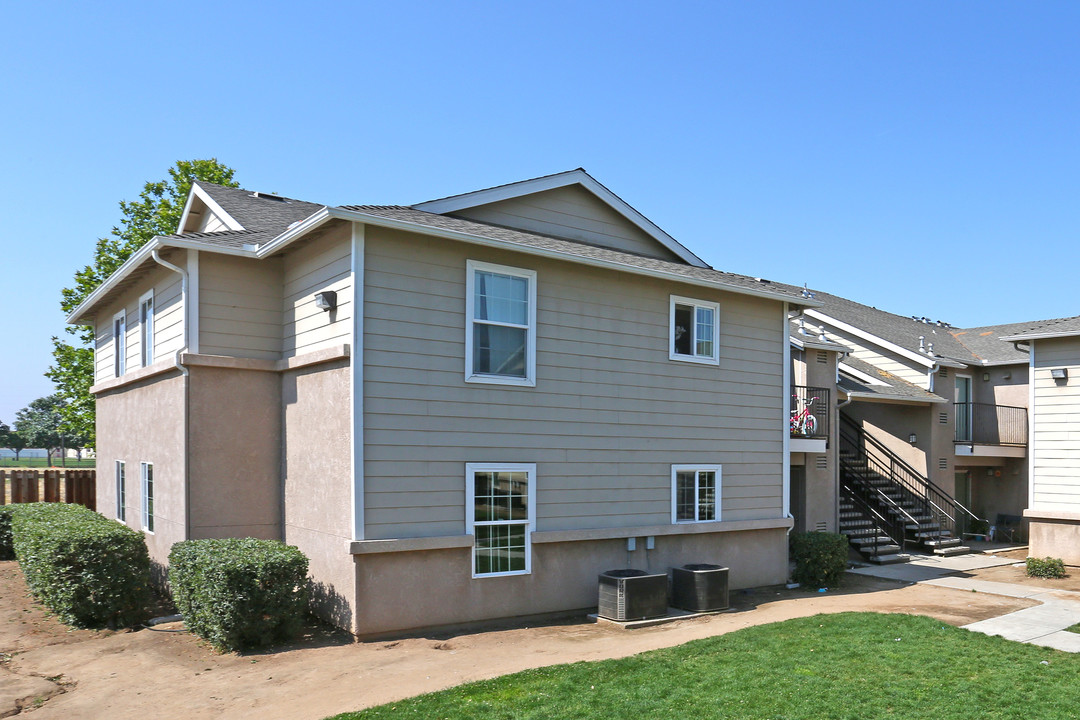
[815,455,828,469]
[816,350,828,364]
[939,458,948,470]
[939,412,948,424]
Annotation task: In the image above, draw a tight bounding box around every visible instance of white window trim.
[113,310,127,377]
[139,289,154,368]
[140,461,154,533]
[115,460,126,523]
[465,462,537,578]
[465,260,537,387]
[669,295,720,365]
[671,464,722,524]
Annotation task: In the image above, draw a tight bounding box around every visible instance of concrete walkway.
[851,553,1080,652]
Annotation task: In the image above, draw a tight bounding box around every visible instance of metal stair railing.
[840,482,908,557]
[839,415,984,540]
[839,453,922,542]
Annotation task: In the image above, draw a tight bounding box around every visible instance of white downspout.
[151,248,191,540]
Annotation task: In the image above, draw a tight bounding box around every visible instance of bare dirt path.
[0,560,1038,720]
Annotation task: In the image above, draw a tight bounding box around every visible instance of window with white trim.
[466,463,536,577]
[670,296,719,364]
[141,462,154,532]
[115,460,126,522]
[113,310,127,377]
[465,261,537,386]
[139,290,154,368]
[671,465,721,523]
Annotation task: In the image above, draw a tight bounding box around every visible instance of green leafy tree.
[14,395,65,466]
[48,159,238,448]
[0,421,28,461]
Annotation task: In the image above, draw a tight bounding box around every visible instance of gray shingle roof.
[838,355,947,403]
[197,182,325,234]
[1000,315,1080,340]
[341,204,814,303]
[950,320,1044,364]
[159,228,276,250]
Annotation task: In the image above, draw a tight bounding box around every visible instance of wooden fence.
[0,469,96,510]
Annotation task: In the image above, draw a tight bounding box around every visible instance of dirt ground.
[0,559,1044,720]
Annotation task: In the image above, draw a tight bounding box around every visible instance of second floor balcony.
[954,402,1027,457]
[791,385,830,441]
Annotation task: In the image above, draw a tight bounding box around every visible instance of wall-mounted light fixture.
[314,290,337,312]
[982,372,990,382]
[908,433,918,445]
[1051,368,1068,381]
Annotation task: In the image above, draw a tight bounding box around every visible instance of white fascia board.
[844,391,949,405]
[254,207,334,258]
[412,169,709,268]
[1001,328,1080,341]
[838,362,888,387]
[790,335,850,352]
[66,237,257,325]
[322,207,820,308]
[177,183,244,233]
[805,310,964,369]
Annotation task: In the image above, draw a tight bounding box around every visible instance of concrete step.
[933,545,972,557]
[924,537,962,548]
[869,553,911,565]
[855,536,895,547]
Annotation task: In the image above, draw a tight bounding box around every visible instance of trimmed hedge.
[169,538,309,652]
[0,506,16,560]
[12,503,151,627]
[1027,556,1066,579]
[790,531,848,588]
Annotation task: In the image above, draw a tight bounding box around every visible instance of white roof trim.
[319,207,819,307]
[411,169,709,268]
[838,361,889,387]
[841,390,949,405]
[1001,327,1080,342]
[805,309,966,369]
[177,183,245,233]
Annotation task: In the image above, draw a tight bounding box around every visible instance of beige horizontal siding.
[449,185,683,262]
[199,253,282,360]
[282,223,352,357]
[361,226,786,539]
[1031,337,1080,512]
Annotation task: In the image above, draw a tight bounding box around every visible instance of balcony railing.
[791,385,830,439]
[954,402,1028,447]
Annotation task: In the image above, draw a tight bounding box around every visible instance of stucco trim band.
[349,516,793,555]
[1025,509,1080,523]
[90,358,179,394]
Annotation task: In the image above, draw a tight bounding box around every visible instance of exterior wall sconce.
[908,433,917,445]
[1051,368,1068,381]
[314,290,337,312]
[982,372,990,382]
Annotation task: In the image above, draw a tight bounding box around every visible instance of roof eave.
[326,207,821,308]
[1001,330,1080,342]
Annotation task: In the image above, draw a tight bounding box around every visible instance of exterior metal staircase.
[839,415,983,564]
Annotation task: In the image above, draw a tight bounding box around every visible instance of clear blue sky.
[1,2,1076,422]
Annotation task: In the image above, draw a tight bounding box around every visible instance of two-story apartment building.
[68,170,818,636]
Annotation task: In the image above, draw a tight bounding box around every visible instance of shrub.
[790,531,848,588]
[12,502,151,627]
[169,538,310,652]
[0,506,17,560]
[1026,556,1066,579]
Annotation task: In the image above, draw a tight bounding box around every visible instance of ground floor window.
[671,465,721,523]
[141,462,154,533]
[115,460,126,522]
[466,463,536,577]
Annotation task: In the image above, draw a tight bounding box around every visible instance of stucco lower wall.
[351,527,788,636]
[282,360,354,630]
[1027,513,1080,566]
[187,365,282,540]
[95,370,187,571]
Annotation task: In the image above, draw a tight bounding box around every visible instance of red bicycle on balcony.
[791,395,819,436]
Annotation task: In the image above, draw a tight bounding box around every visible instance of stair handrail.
[841,481,907,556]
[840,415,983,525]
[839,453,923,531]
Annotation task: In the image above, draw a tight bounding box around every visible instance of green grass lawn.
[0,458,95,468]
[328,612,1080,719]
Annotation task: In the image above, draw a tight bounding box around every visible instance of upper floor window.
[113,310,127,377]
[465,260,537,386]
[670,296,719,365]
[671,465,721,523]
[139,290,154,368]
